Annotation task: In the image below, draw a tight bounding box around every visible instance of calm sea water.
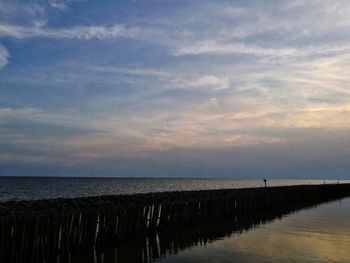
[0,177,348,201]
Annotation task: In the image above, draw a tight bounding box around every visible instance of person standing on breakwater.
[263,179,267,187]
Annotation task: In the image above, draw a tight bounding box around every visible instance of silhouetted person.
[263,179,267,187]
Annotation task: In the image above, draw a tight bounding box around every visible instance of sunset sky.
[1,0,350,178]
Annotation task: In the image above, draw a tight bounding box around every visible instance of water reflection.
[66,197,348,263]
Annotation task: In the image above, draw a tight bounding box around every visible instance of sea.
[0,177,348,201]
[1,177,350,263]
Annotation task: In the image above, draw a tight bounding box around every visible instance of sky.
[0,0,350,178]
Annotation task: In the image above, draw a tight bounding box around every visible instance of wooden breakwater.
[1,183,350,263]
[86,196,343,263]
[91,197,344,263]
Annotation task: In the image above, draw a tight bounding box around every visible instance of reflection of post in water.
[70,195,346,263]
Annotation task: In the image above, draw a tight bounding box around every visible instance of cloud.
[90,66,170,78]
[173,40,350,61]
[275,103,350,129]
[48,0,68,11]
[0,23,138,40]
[0,1,47,28]
[0,103,284,165]
[174,41,297,57]
[0,106,96,134]
[186,75,229,90]
[86,66,229,91]
[0,45,9,70]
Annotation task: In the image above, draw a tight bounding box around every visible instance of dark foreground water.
[0,177,349,201]
[70,197,350,263]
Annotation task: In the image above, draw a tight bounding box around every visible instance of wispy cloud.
[0,1,47,27]
[87,66,229,91]
[186,75,229,90]
[0,23,138,40]
[90,66,170,78]
[0,44,9,70]
[174,41,298,57]
[48,0,69,11]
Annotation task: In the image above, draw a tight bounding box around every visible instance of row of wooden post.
[0,183,349,263]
